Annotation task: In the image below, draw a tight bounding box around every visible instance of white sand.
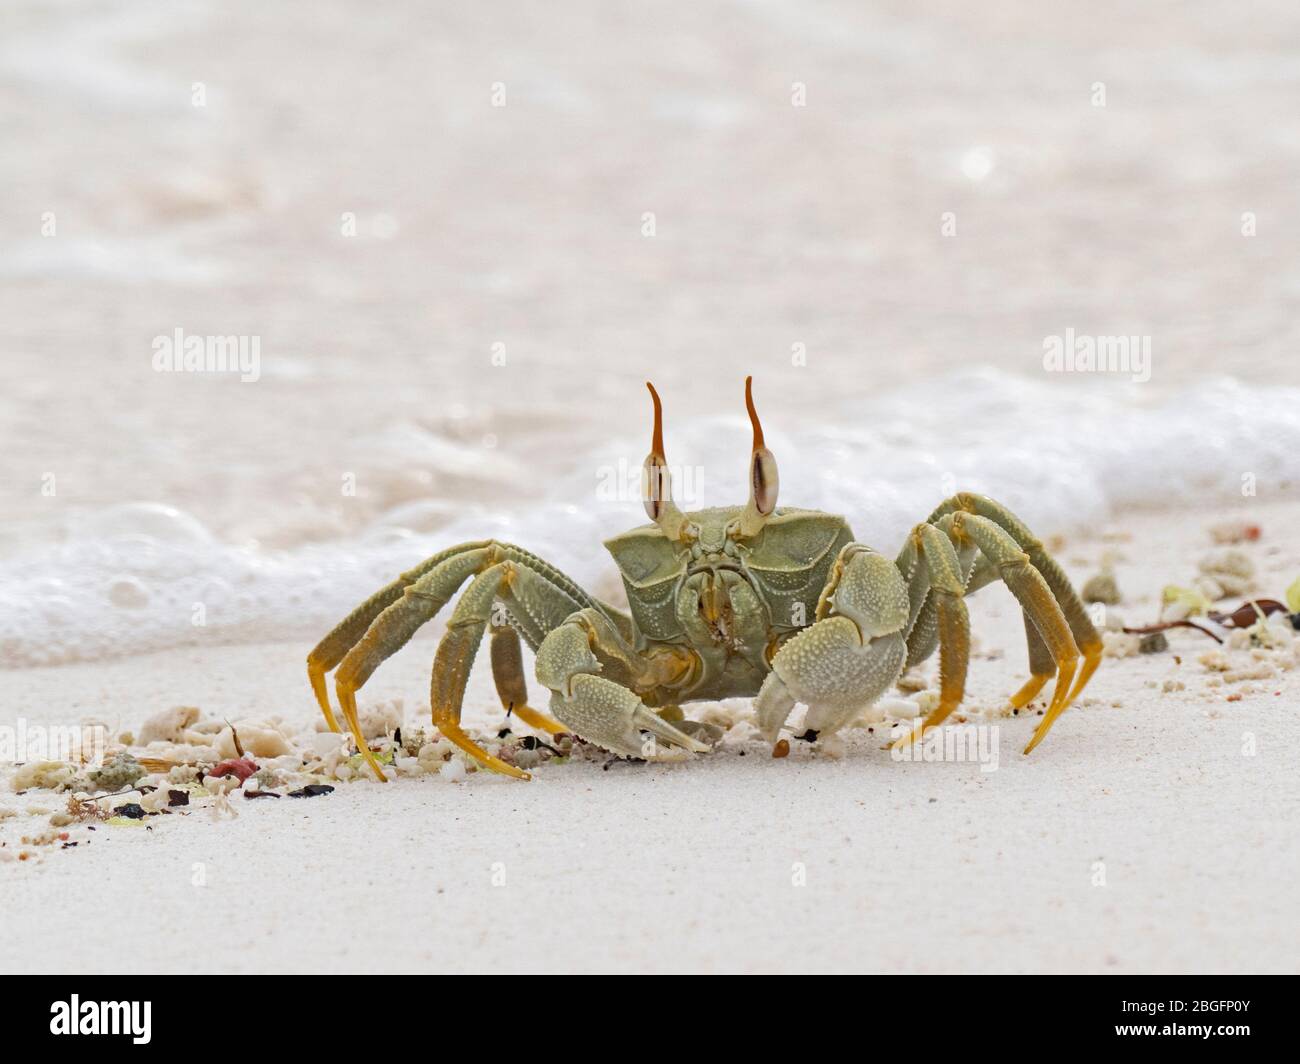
[4,501,1298,973]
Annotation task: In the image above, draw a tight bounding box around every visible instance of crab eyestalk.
[738,376,779,537]
[642,382,690,540]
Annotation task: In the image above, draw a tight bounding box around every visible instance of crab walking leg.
[488,624,565,736]
[895,532,938,668]
[307,541,493,732]
[334,547,499,779]
[930,494,1103,705]
[755,544,911,742]
[429,563,535,779]
[316,541,600,768]
[895,527,975,670]
[890,525,971,750]
[944,512,1081,753]
[333,544,590,779]
[429,562,592,778]
[535,616,709,758]
[307,539,599,733]
[1008,612,1056,709]
[962,550,1057,710]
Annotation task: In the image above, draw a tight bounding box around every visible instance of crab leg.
[929,494,1103,706]
[330,543,600,780]
[889,524,970,748]
[309,540,601,734]
[895,526,977,671]
[963,551,1057,711]
[1008,612,1056,710]
[489,624,565,736]
[891,514,1080,752]
[428,561,592,779]
[335,547,497,779]
[307,541,494,732]
[428,562,537,779]
[945,512,1080,753]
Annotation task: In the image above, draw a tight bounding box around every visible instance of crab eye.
[740,376,779,532]
[642,455,671,522]
[750,446,779,515]
[640,381,689,539]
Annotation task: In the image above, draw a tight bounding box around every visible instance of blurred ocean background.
[2,0,1300,665]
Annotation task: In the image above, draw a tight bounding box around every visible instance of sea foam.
[2,369,1297,666]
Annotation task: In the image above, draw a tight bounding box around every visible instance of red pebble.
[208,757,258,782]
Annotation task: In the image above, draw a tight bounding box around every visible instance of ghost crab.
[307,378,1102,780]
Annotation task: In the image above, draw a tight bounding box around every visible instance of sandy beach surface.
[5,499,1298,974]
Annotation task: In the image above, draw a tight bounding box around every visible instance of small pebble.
[1082,571,1121,605]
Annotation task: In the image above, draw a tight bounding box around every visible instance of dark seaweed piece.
[1124,598,1293,644]
[287,784,335,798]
[113,803,147,820]
[794,729,819,743]
[244,790,282,800]
[167,789,190,807]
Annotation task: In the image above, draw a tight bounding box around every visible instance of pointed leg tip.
[889,720,930,752]
[1023,726,1050,756]
[358,744,389,782]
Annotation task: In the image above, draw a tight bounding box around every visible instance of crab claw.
[551,674,710,758]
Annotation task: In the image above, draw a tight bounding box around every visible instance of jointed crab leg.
[953,546,1058,712]
[889,524,970,747]
[428,560,589,779]
[429,562,537,779]
[948,512,1079,751]
[307,542,492,732]
[1008,612,1056,710]
[489,625,565,736]
[895,522,978,671]
[892,513,1080,752]
[321,541,599,780]
[309,541,600,729]
[929,494,1103,707]
[335,547,496,779]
